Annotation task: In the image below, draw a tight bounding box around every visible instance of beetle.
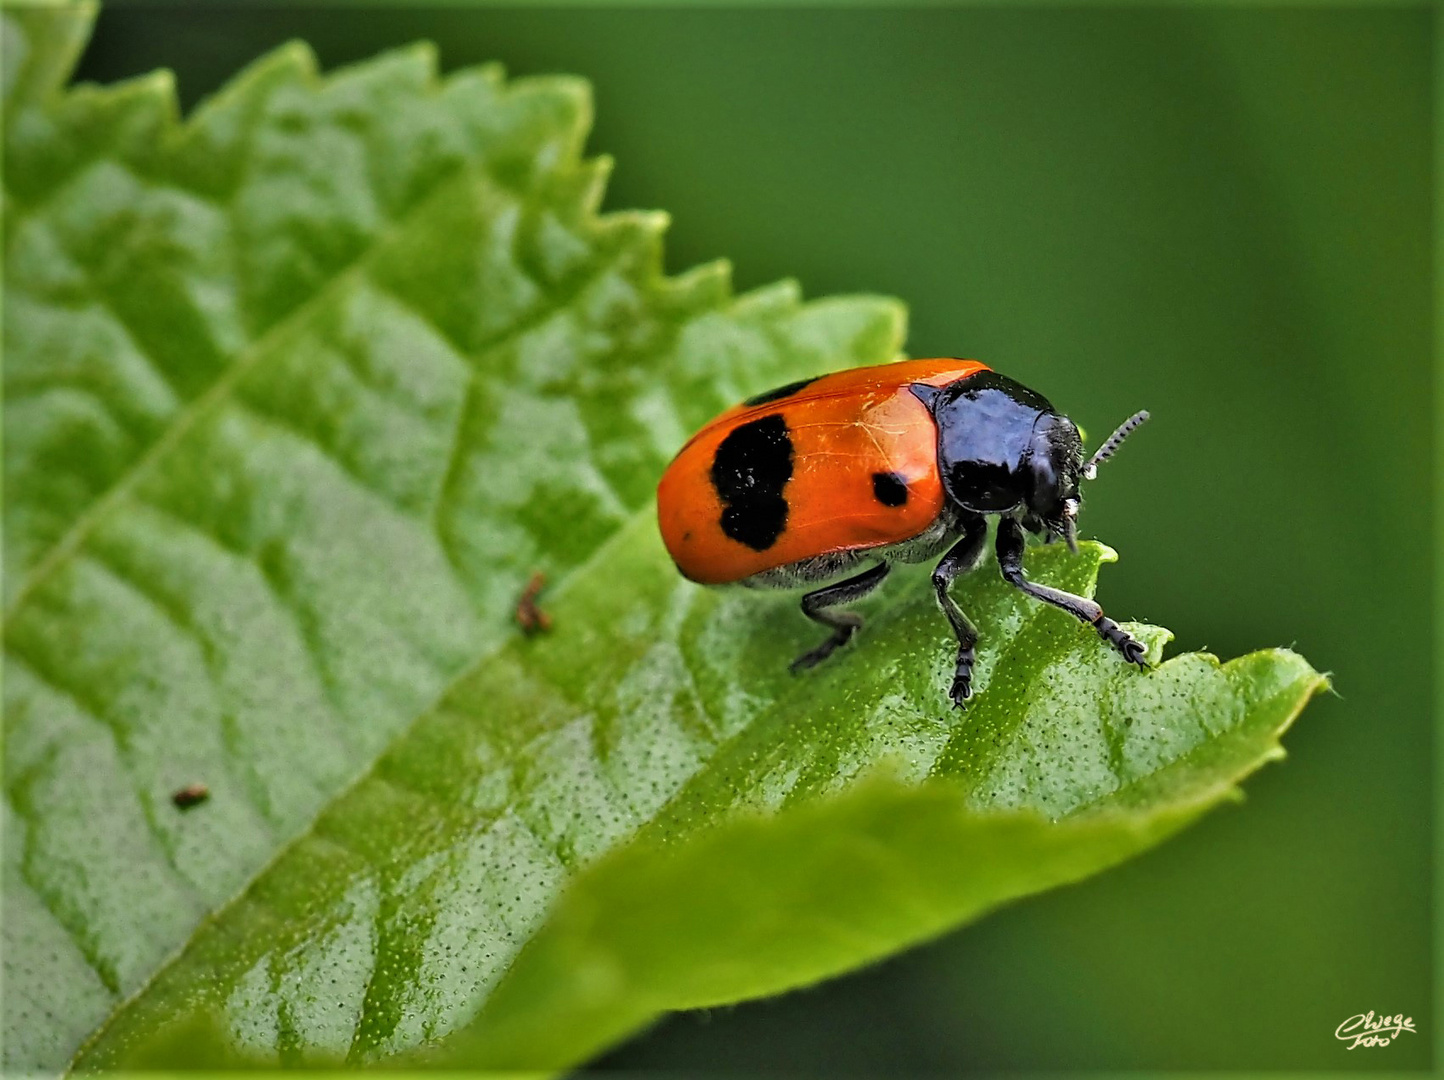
[656,358,1150,706]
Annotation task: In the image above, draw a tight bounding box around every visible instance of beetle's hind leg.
[995,516,1149,669]
[932,512,989,707]
[790,561,891,673]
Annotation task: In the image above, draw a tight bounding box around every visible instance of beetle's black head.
[910,371,1098,552]
[1024,405,1154,549]
[1021,412,1085,550]
[911,372,1148,552]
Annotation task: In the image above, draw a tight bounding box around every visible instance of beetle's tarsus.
[949,646,976,707]
[790,627,856,673]
[1095,615,1150,670]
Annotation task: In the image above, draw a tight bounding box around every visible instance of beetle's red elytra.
[656,358,1150,706]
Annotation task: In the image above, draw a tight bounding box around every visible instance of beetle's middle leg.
[790,560,890,672]
[994,516,1149,668]
[932,511,989,707]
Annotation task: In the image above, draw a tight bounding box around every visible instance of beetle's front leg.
[994,516,1149,669]
[931,511,989,706]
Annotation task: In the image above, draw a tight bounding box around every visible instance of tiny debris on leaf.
[172,784,209,809]
[515,572,552,635]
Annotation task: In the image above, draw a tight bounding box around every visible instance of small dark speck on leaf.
[515,571,552,635]
[172,783,209,809]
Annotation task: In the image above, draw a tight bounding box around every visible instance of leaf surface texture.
[1,7,1323,1071]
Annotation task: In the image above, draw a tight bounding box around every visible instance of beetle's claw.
[1120,637,1152,671]
[948,647,976,708]
[1095,616,1152,671]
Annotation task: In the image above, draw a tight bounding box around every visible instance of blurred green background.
[75,5,1431,1072]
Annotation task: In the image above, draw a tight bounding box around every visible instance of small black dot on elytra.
[872,471,909,507]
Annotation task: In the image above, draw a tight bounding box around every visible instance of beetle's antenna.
[1083,410,1149,480]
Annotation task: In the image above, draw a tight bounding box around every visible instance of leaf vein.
[2,165,477,624]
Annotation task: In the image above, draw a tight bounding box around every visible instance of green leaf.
[2,6,1323,1073]
[67,524,1322,1071]
[1,5,901,1070]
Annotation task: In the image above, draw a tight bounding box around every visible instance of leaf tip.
[513,71,595,142]
[662,258,733,309]
[142,65,176,99]
[270,37,321,82]
[398,37,440,75]
[735,276,803,315]
[607,207,671,243]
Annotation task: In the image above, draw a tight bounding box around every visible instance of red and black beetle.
[657,358,1149,706]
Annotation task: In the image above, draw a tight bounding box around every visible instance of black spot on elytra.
[711,414,793,550]
[743,375,821,407]
[872,471,909,507]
